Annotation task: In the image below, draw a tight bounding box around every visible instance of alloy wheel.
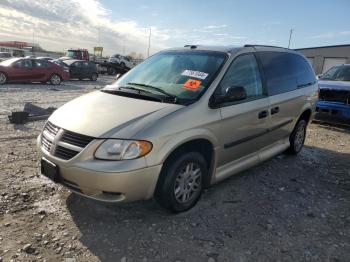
[50,74,61,85]
[174,162,202,204]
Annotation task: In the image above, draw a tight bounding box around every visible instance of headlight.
[94,139,152,160]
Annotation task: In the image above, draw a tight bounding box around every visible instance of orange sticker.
[183,79,201,91]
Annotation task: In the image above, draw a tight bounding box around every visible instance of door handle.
[271,106,280,115]
[258,110,268,119]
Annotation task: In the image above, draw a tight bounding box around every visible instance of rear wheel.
[120,62,126,68]
[90,73,98,81]
[155,152,207,213]
[0,72,7,84]
[287,119,307,154]
[107,67,116,75]
[50,74,61,85]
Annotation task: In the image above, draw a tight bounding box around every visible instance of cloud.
[0,0,169,56]
[204,24,228,29]
[310,31,350,39]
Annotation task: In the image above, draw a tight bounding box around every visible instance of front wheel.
[50,74,61,85]
[155,152,207,213]
[287,119,307,154]
[0,72,7,85]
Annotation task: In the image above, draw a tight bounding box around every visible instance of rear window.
[258,51,315,96]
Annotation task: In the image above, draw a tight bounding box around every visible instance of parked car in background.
[63,59,98,81]
[36,57,54,61]
[38,45,317,212]
[0,52,12,62]
[317,64,350,119]
[109,54,136,69]
[0,58,69,85]
[52,59,70,71]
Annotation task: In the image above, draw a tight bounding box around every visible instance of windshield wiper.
[127,82,177,103]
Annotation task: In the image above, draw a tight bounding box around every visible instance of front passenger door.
[214,53,271,167]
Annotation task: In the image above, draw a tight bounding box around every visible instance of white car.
[108,54,136,69]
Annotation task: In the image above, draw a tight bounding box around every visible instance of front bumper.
[37,134,162,203]
[316,101,350,119]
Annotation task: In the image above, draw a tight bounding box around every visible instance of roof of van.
[163,44,295,54]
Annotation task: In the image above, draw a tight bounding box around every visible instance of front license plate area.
[41,158,60,182]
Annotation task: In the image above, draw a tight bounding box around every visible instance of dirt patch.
[0,78,349,262]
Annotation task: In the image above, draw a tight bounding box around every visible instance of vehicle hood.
[48,91,183,138]
[318,80,350,91]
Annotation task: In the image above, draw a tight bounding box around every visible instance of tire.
[50,74,61,85]
[107,67,116,75]
[0,72,7,85]
[287,119,307,154]
[154,151,207,213]
[120,62,126,68]
[90,73,98,81]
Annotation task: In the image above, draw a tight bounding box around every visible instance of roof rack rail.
[244,44,286,49]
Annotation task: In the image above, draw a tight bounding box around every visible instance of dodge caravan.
[38,45,318,212]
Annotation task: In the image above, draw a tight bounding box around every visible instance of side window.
[34,60,48,68]
[74,62,82,68]
[258,51,297,96]
[15,59,32,68]
[218,54,263,100]
[291,54,316,87]
[14,60,24,68]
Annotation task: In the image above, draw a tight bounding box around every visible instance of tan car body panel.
[39,46,318,203]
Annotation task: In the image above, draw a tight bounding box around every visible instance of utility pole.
[32,31,35,55]
[98,27,101,46]
[288,28,293,49]
[147,28,152,58]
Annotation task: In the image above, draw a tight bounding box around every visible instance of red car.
[0,58,70,85]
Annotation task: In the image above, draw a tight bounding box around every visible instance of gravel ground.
[0,76,349,262]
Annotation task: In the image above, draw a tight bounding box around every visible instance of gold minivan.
[38,45,318,212]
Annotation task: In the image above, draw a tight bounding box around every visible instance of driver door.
[214,53,272,167]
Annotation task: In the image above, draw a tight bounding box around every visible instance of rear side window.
[34,60,49,67]
[258,51,315,96]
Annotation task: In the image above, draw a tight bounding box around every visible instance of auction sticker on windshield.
[183,79,202,91]
[181,70,208,80]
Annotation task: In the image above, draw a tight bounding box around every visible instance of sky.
[0,0,349,57]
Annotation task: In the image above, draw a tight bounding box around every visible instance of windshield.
[104,51,227,104]
[66,50,78,59]
[320,65,350,81]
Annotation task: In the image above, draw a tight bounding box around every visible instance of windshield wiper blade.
[127,82,177,102]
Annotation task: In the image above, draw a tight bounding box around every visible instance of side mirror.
[211,86,247,107]
[115,73,121,80]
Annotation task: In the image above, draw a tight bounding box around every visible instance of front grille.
[319,89,350,104]
[44,121,59,137]
[41,135,52,152]
[41,121,95,161]
[55,145,79,160]
[61,130,94,148]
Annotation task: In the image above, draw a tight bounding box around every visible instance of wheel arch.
[156,136,216,188]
